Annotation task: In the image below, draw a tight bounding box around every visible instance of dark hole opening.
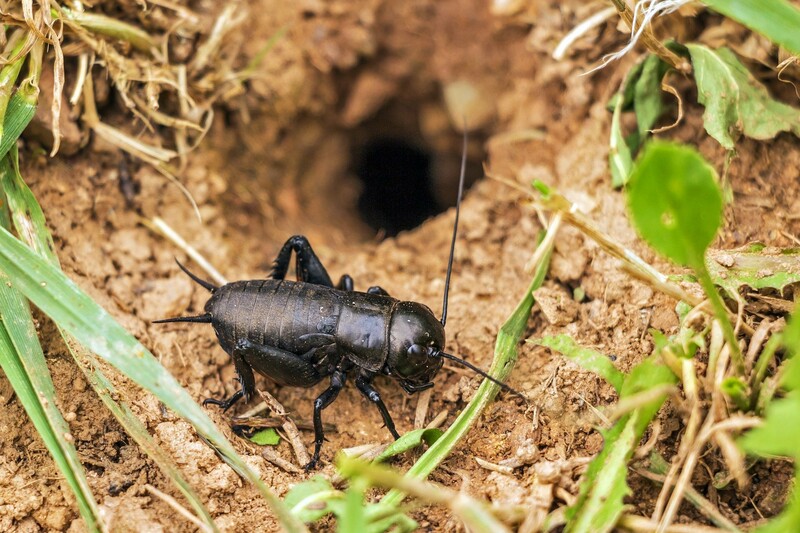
[355,138,439,237]
[352,133,483,237]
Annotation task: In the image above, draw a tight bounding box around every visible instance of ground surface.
[0,1,798,531]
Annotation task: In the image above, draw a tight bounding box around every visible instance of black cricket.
[154,134,522,470]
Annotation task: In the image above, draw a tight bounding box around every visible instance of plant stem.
[750,333,782,402]
[0,33,29,142]
[696,266,744,375]
[55,6,157,55]
[20,38,43,96]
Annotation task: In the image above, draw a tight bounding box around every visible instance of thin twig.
[414,388,432,429]
[653,359,702,525]
[659,409,760,531]
[426,409,449,430]
[525,211,563,273]
[621,513,732,533]
[261,446,303,474]
[635,469,741,531]
[475,456,515,475]
[144,484,213,533]
[553,6,617,60]
[142,216,227,286]
[257,389,311,468]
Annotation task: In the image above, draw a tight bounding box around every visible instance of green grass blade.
[0,37,27,145]
[0,152,218,531]
[0,84,101,531]
[0,91,38,162]
[380,238,552,508]
[3,150,58,261]
[55,6,157,55]
[0,263,102,531]
[0,224,306,532]
[702,0,800,56]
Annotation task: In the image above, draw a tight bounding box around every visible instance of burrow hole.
[349,101,485,237]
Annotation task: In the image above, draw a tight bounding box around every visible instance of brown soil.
[1,1,799,531]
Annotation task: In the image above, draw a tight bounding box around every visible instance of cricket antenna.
[437,351,526,401]
[175,259,218,292]
[440,128,468,327]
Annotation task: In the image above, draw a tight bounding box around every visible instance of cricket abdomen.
[206,279,342,354]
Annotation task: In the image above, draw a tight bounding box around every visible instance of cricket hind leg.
[269,235,335,287]
[203,348,256,411]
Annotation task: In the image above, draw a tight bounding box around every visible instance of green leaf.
[609,94,634,188]
[633,54,670,139]
[687,44,800,150]
[702,0,800,56]
[627,142,722,268]
[285,476,341,523]
[628,143,740,373]
[250,428,281,446]
[567,413,639,533]
[741,390,800,458]
[608,54,672,188]
[620,358,678,433]
[567,357,676,533]
[375,428,443,462]
[619,61,644,111]
[721,377,750,411]
[532,335,624,393]
[0,224,304,532]
[707,246,800,302]
[339,478,368,533]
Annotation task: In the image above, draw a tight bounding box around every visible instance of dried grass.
[1,0,270,214]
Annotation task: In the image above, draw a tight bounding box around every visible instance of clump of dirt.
[1,0,799,531]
